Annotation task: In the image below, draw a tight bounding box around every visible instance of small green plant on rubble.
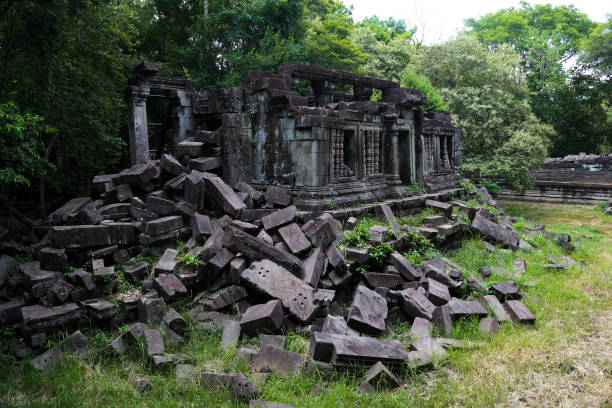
[369,242,393,262]
[404,182,426,195]
[477,179,502,194]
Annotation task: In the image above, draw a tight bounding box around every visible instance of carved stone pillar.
[353,86,373,102]
[128,85,150,165]
[173,89,195,146]
[383,114,400,182]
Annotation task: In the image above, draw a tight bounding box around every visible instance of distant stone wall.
[497,153,612,204]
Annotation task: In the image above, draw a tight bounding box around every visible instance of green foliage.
[477,180,502,194]
[344,222,370,248]
[400,68,448,113]
[403,182,426,196]
[0,102,55,191]
[457,180,477,194]
[357,15,414,44]
[369,242,393,262]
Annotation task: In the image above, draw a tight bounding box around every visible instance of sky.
[346,0,610,44]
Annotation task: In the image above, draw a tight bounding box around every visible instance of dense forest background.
[1,0,610,219]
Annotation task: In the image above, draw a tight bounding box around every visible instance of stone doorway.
[398,129,415,184]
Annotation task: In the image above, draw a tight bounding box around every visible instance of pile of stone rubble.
[0,154,557,404]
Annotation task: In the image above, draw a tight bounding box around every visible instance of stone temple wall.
[127,62,463,211]
[497,153,612,203]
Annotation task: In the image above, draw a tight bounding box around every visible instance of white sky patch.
[346,0,610,44]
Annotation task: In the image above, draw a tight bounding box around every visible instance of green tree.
[357,15,415,44]
[400,68,447,113]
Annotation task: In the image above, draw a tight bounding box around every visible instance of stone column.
[173,89,195,145]
[128,85,150,165]
[383,114,400,183]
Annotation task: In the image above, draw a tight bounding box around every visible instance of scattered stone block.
[163,308,187,335]
[347,285,388,334]
[261,206,297,231]
[160,153,185,176]
[200,285,248,311]
[491,281,522,301]
[242,260,315,322]
[154,248,178,276]
[31,330,92,371]
[321,314,348,335]
[426,278,451,306]
[124,261,149,282]
[154,274,188,300]
[224,226,304,278]
[250,345,306,376]
[480,294,511,322]
[115,184,133,202]
[39,248,68,272]
[466,276,486,293]
[278,223,311,256]
[423,215,445,227]
[176,364,198,385]
[249,401,295,408]
[410,317,432,339]
[207,248,235,276]
[144,216,183,236]
[425,199,452,217]
[21,303,80,334]
[221,320,242,349]
[471,214,519,248]
[46,280,74,304]
[146,195,176,216]
[446,298,488,319]
[259,334,285,349]
[302,247,327,288]
[368,225,388,243]
[410,336,448,362]
[239,299,284,337]
[138,296,166,325]
[204,174,247,217]
[346,247,369,264]
[362,272,404,289]
[80,299,118,320]
[200,372,260,400]
[432,305,453,337]
[20,262,54,289]
[231,220,259,234]
[390,252,421,281]
[302,214,341,247]
[116,163,157,186]
[479,317,501,334]
[478,266,492,278]
[142,328,164,355]
[504,300,536,324]
[0,299,25,326]
[396,288,435,320]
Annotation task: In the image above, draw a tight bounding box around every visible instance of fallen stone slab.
[423,215,445,227]
[259,334,286,350]
[160,153,185,176]
[221,320,242,349]
[479,317,501,334]
[200,285,248,311]
[471,214,519,248]
[231,220,259,234]
[395,288,436,320]
[115,163,157,186]
[92,259,117,283]
[278,223,312,256]
[504,300,536,324]
[446,298,488,319]
[491,281,522,301]
[241,260,315,322]
[190,156,222,172]
[152,353,192,370]
[347,285,388,334]
[79,299,118,320]
[426,278,451,306]
[204,174,247,217]
[154,274,188,300]
[302,247,327,288]
[0,299,25,326]
[310,332,409,368]
[200,372,260,400]
[466,276,486,294]
[478,266,492,278]
[368,225,388,243]
[191,213,214,238]
[480,295,511,322]
[21,303,81,334]
[425,199,452,217]
[47,197,94,225]
[376,204,401,238]
[51,223,137,248]
[239,299,284,337]
[31,330,92,371]
[362,272,404,289]
[142,328,165,355]
[224,226,304,278]
[260,206,297,231]
[144,216,183,236]
[201,227,225,262]
[20,262,55,289]
[390,252,421,281]
[321,314,349,335]
[146,195,176,216]
[207,248,235,276]
[359,361,401,393]
[250,345,306,376]
[154,248,178,276]
[410,336,448,362]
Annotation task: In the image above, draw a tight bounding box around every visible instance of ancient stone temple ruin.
[128,62,462,210]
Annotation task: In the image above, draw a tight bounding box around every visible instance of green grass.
[1,201,611,407]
